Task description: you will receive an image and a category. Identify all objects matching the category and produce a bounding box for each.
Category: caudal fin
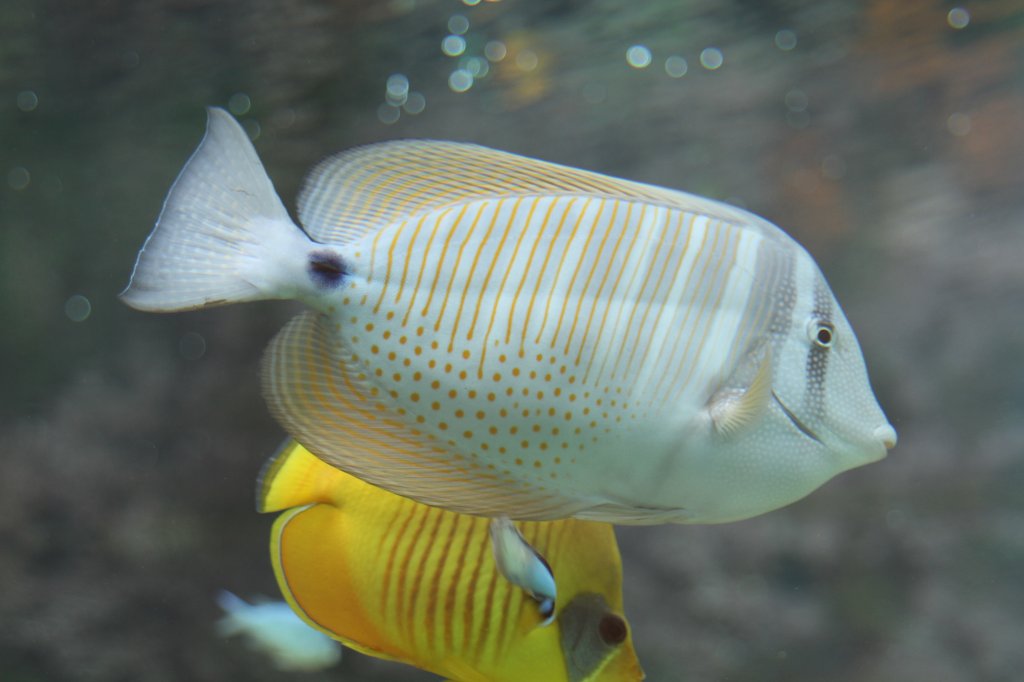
[121,108,313,312]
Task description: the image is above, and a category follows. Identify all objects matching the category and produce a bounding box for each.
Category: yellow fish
[123,108,896,525]
[259,440,644,682]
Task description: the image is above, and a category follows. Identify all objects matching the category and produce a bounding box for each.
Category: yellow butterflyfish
[123,108,896,525]
[259,440,644,682]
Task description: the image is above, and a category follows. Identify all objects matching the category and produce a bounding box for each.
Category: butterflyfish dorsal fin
[297,140,767,245]
[257,439,349,513]
[707,347,774,437]
[261,311,584,520]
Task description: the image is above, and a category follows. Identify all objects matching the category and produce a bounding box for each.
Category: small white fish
[489,516,558,624]
[215,591,342,672]
[123,109,896,526]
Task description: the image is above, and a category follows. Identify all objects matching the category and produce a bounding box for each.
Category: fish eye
[808,319,835,348]
[597,613,627,646]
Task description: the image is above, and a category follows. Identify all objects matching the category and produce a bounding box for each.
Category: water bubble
[386,73,410,105]
[64,294,91,322]
[16,90,38,112]
[228,93,252,116]
[7,167,30,190]
[404,91,426,114]
[699,47,724,70]
[485,40,507,62]
[515,49,538,72]
[947,112,971,136]
[442,34,467,57]
[377,103,401,124]
[179,331,207,360]
[784,89,808,112]
[448,14,469,35]
[449,69,474,92]
[626,45,652,69]
[947,7,970,29]
[664,55,688,78]
[774,29,797,51]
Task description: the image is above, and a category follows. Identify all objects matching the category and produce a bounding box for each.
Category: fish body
[215,590,342,672]
[123,108,896,524]
[259,439,643,682]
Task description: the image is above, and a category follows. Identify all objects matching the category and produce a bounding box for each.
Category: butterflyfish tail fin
[257,439,348,513]
[262,311,586,520]
[121,108,318,312]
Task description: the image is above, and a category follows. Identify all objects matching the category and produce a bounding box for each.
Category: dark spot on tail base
[308,250,348,289]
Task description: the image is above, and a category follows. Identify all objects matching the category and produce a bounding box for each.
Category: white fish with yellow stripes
[122,108,896,525]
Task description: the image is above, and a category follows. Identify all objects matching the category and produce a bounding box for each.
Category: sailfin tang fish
[124,108,896,524]
[258,439,643,682]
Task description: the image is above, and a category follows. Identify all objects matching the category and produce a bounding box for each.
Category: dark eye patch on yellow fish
[258,440,643,682]
[122,107,895,530]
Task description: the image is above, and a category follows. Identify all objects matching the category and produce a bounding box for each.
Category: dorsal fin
[257,439,349,513]
[261,311,586,520]
[296,140,768,245]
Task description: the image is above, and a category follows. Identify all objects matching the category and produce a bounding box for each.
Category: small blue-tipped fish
[490,516,558,624]
[123,108,896,525]
[215,591,342,672]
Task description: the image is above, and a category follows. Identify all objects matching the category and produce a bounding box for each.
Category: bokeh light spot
[699,47,723,70]
[16,90,38,112]
[442,34,467,57]
[448,14,469,35]
[449,69,474,92]
[8,167,30,190]
[774,29,797,51]
[404,91,426,114]
[664,55,687,78]
[626,45,652,69]
[947,7,970,29]
[65,295,91,322]
[947,112,971,136]
[179,331,207,360]
[377,103,401,124]
[228,93,251,115]
[485,40,507,62]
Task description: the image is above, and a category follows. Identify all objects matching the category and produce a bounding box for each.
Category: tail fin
[121,108,313,312]
[257,439,348,513]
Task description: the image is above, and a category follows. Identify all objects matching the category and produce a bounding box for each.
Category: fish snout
[873,424,897,451]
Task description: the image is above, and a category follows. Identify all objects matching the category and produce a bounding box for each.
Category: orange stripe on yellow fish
[411,505,448,653]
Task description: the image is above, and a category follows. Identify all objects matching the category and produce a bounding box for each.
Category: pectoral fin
[706,347,773,437]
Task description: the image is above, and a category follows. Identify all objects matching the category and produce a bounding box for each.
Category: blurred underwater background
[2,0,1024,680]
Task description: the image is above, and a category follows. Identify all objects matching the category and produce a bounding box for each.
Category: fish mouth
[772,391,824,446]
